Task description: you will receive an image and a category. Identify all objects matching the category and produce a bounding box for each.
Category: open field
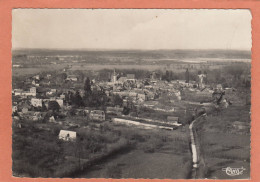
[12,49,251,60]
[198,104,251,179]
[78,149,191,179]
[77,125,192,179]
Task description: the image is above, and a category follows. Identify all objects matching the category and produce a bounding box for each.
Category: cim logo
[222,167,246,176]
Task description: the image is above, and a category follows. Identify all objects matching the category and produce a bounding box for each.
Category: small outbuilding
[59,130,76,141]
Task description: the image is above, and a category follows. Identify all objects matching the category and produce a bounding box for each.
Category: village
[12,66,231,134]
[12,61,251,178]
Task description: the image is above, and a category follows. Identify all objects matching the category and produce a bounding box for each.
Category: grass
[74,124,192,179]
[12,118,129,177]
[196,104,251,179]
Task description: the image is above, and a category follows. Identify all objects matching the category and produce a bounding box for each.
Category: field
[79,150,190,179]
[77,125,192,179]
[198,105,251,179]
[12,49,251,77]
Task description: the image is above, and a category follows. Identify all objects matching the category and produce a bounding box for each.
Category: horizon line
[12,47,251,52]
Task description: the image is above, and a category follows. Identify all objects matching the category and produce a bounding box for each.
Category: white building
[31,98,43,107]
[14,88,36,97]
[59,130,76,141]
[66,75,78,82]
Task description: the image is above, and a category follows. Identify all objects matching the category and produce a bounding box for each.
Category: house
[30,87,37,94]
[51,89,57,93]
[66,75,78,82]
[14,88,36,97]
[31,98,43,107]
[89,110,106,121]
[59,130,77,141]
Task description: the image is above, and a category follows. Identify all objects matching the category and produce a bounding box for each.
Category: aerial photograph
[12,9,251,179]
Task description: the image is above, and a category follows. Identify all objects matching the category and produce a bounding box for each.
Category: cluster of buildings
[12,68,239,141]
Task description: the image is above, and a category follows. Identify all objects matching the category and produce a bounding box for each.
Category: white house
[31,98,43,107]
[51,89,57,93]
[14,88,36,97]
[59,130,77,141]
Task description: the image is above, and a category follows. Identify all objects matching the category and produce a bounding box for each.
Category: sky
[12,9,252,50]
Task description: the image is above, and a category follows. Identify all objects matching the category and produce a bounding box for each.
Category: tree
[73,91,84,107]
[122,107,130,115]
[56,73,67,84]
[41,102,47,112]
[113,94,123,107]
[84,77,92,95]
[165,70,170,82]
[48,101,60,112]
[185,68,190,83]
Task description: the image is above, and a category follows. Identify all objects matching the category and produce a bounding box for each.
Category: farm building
[89,110,106,121]
[59,130,77,141]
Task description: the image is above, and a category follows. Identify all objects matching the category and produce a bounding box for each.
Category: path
[189,113,207,178]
